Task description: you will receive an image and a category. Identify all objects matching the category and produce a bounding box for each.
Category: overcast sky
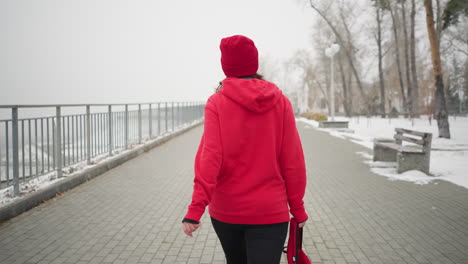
[0,0,315,105]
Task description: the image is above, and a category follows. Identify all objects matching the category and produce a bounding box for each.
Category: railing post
[108,105,113,156]
[12,107,20,196]
[34,119,38,176]
[5,122,9,186]
[55,106,63,178]
[86,105,91,165]
[0,125,2,182]
[165,102,168,133]
[177,102,180,128]
[125,104,128,149]
[188,102,191,122]
[201,102,204,119]
[149,104,152,138]
[186,102,189,122]
[192,102,195,121]
[138,104,142,144]
[181,102,185,125]
[172,102,175,131]
[157,103,161,136]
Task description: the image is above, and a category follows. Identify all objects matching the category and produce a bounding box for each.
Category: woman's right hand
[298,220,306,228]
[182,222,201,237]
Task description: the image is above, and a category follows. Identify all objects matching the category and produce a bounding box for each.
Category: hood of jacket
[220,78,282,113]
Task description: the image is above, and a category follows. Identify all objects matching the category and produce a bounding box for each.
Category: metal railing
[0,102,205,196]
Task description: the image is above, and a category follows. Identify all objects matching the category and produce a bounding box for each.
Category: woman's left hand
[182,222,201,237]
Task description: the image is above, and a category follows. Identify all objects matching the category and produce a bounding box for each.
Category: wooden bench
[373,128,432,174]
[318,121,349,129]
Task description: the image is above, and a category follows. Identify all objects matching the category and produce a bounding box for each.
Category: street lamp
[325,43,340,121]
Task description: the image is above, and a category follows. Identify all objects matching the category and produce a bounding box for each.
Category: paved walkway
[0,122,467,264]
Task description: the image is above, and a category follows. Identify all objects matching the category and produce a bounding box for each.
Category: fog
[0,0,314,105]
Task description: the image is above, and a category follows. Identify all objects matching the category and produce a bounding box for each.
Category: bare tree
[338,52,351,116]
[308,0,368,106]
[436,0,443,43]
[410,0,420,115]
[401,0,414,116]
[259,55,281,83]
[290,49,316,113]
[337,2,359,116]
[387,1,408,114]
[374,1,386,117]
[424,0,451,138]
[465,60,468,103]
[443,16,468,56]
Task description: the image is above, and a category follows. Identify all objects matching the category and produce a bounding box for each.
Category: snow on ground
[299,116,468,189]
[0,120,202,207]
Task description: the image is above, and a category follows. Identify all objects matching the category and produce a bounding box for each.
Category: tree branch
[308,0,367,102]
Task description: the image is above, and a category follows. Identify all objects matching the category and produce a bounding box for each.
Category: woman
[182,35,308,264]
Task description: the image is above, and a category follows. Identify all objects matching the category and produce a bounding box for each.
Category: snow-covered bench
[373,128,432,174]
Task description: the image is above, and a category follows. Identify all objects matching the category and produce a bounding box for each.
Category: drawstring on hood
[220,78,282,113]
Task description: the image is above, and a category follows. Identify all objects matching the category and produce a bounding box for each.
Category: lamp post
[325,43,340,121]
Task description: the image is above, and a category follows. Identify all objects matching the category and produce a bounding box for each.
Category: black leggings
[211,217,288,264]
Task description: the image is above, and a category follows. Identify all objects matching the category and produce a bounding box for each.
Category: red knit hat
[220,35,259,77]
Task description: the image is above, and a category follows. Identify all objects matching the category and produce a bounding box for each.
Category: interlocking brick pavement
[0,121,467,264]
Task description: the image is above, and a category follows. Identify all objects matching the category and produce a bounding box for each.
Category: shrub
[300,112,328,121]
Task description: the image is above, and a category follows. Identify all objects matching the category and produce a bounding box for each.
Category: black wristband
[182,218,199,224]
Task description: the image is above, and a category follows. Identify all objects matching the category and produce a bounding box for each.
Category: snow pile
[299,116,468,188]
[356,152,437,185]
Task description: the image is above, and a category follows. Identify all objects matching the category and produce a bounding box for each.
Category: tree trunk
[315,80,330,114]
[401,0,413,116]
[347,68,353,115]
[388,4,408,114]
[338,53,350,116]
[436,0,443,44]
[308,1,367,105]
[338,9,355,116]
[465,60,468,108]
[377,7,386,118]
[410,0,420,116]
[424,0,451,138]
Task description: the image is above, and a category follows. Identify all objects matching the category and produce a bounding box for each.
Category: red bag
[286,218,311,264]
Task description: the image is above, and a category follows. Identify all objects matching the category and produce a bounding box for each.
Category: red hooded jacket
[184,77,308,225]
